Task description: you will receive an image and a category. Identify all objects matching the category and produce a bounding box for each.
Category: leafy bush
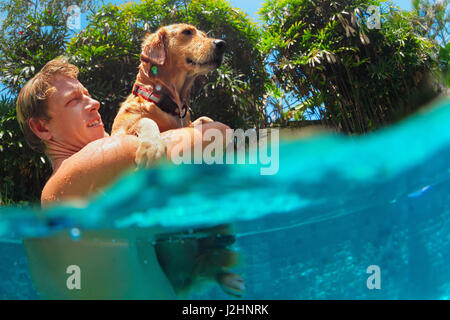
[1,9,70,96]
[259,0,443,133]
[411,0,449,45]
[0,97,52,205]
[439,42,450,86]
[0,5,76,205]
[1,0,448,204]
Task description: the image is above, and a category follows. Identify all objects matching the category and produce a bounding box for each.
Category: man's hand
[135,118,166,168]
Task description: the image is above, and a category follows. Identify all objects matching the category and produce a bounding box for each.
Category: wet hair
[16,56,79,152]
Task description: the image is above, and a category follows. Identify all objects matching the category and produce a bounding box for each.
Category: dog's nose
[214,40,226,53]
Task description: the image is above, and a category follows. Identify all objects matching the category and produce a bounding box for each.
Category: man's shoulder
[81,135,139,159]
[42,135,138,206]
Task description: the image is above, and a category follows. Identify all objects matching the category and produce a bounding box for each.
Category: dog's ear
[141,28,167,66]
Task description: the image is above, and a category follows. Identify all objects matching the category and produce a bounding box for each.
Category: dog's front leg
[135,118,167,168]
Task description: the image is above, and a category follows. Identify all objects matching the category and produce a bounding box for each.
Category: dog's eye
[182,29,193,36]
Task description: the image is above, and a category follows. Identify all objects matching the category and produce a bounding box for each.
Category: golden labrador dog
[111,24,245,297]
[111,23,226,166]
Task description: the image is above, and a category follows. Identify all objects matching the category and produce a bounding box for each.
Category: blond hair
[16,57,79,152]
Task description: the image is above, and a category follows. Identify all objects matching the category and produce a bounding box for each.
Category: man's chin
[89,129,108,142]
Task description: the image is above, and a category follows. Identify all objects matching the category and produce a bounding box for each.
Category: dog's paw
[217,271,245,298]
[192,116,214,127]
[135,137,166,168]
[135,118,167,168]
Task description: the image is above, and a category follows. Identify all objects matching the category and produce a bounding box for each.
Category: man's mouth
[87,118,103,128]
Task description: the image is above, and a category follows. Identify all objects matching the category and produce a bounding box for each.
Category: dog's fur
[111,24,244,297]
[111,23,225,135]
[111,23,227,167]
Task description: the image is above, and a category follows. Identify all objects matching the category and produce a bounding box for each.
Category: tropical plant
[0,97,52,204]
[0,1,92,204]
[259,0,443,133]
[0,0,96,95]
[410,0,450,86]
[411,0,449,45]
[440,42,450,85]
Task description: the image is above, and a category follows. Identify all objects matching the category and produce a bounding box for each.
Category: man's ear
[28,118,52,141]
[141,28,167,66]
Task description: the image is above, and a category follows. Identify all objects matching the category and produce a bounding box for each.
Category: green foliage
[259,0,443,132]
[0,97,52,205]
[0,0,92,204]
[0,0,95,34]
[0,0,97,95]
[440,42,450,86]
[411,0,449,45]
[1,9,69,95]
[0,1,80,203]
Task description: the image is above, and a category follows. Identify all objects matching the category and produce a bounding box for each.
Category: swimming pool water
[1,97,450,299]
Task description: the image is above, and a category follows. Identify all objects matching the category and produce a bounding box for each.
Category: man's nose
[86,97,100,112]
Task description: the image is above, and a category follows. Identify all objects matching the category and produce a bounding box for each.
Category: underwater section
[1,97,450,299]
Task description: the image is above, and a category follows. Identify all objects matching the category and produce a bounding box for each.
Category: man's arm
[41,122,230,206]
[41,135,139,206]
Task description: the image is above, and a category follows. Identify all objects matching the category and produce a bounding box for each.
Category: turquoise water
[1,97,450,299]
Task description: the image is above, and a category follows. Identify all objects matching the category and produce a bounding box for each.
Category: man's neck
[46,143,80,171]
[45,133,110,171]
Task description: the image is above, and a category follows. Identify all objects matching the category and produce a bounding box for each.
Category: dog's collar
[132,84,188,118]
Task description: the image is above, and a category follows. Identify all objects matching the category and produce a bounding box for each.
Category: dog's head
[140,24,226,76]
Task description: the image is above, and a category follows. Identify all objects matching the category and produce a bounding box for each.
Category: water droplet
[70,228,82,241]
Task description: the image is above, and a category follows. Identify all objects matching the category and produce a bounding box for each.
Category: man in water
[16,57,234,299]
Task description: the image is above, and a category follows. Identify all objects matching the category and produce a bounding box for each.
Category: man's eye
[182,29,192,35]
[67,98,78,106]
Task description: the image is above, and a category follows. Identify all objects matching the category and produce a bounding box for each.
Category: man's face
[45,76,106,151]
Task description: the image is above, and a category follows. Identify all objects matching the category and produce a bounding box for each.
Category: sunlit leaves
[259,0,442,132]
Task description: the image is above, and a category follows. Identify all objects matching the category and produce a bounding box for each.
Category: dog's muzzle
[214,40,226,54]
[212,40,226,67]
